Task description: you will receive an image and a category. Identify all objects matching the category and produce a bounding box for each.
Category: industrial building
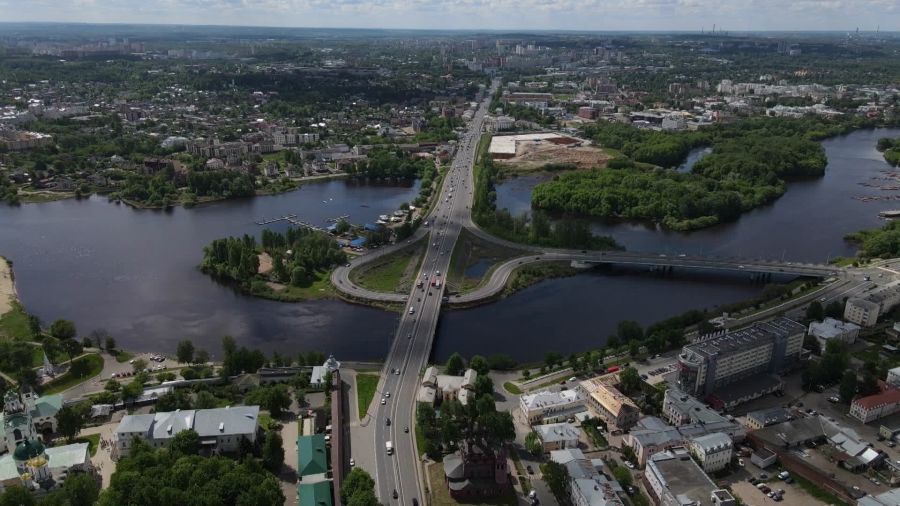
[644,447,735,506]
[676,318,804,408]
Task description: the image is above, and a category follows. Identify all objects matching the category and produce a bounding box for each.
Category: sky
[0,0,898,32]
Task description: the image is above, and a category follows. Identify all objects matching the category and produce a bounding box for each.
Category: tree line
[472,153,620,249]
[532,116,844,231]
[877,137,900,167]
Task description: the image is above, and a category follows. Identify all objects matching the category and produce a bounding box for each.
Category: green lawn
[503,382,522,395]
[40,354,104,395]
[74,433,101,457]
[355,254,411,292]
[252,270,334,301]
[356,373,380,418]
[447,228,524,293]
[350,241,424,294]
[0,301,31,341]
[115,350,134,363]
[792,473,849,506]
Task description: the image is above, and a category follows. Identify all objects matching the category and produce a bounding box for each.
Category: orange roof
[854,386,900,410]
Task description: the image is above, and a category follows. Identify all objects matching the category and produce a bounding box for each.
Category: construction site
[488,132,611,170]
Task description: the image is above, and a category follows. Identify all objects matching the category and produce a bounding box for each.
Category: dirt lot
[498,142,611,170]
[731,480,822,506]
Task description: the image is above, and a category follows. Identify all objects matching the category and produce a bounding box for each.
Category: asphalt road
[369,81,497,505]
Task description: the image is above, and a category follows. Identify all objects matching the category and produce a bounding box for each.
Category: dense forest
[845,220,900,259]
[345,148,434,180]
[111,168,255,208]
[877,137,900,167]
[201,228,346,292]
[472,152,620,249]
[531,117,849,231]
[97,437,283,506]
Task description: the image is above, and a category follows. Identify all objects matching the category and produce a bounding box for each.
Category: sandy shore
[0,256,16,315]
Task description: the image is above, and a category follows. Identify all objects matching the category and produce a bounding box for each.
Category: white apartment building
[114,406,260,458]
[808,318,861,349]
[845,298,883,327]
[689,433,733,473]
[645,447,736,506]
[519,389,586,425]
[845,283,900,328]
[534,422,581,452]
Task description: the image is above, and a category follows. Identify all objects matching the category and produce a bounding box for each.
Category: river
[3,128,897,362]
[0,179,418,360]
[492,128,900,262]
[432,128,900,362]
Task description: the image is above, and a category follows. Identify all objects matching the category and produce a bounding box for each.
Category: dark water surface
[0,179,418,359]
[5,129,897,362]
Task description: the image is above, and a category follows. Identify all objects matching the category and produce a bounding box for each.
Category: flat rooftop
[649,448,719,506]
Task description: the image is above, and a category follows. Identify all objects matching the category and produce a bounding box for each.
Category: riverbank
[0,256,16,316]
[117,172,350,210]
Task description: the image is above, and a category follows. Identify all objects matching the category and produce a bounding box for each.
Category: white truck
[386,441,394,455]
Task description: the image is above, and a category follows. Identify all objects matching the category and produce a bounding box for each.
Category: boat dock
[255,214,328,232]
[256,214,298,225]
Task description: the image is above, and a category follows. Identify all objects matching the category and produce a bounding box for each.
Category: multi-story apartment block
[676,318,804,408]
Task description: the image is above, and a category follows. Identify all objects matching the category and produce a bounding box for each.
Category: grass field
[253,270,334,301]
[503,382,522,395]
[351,240,425,294]
[74,433,101,457]
[0,301,30,341]
[792,473,849,506]
[40,354,104,395]
[115,350,135,363]
[356,373,380,418]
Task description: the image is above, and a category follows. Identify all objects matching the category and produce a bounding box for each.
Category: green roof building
[298,480,333,506]
[297,434,328,478]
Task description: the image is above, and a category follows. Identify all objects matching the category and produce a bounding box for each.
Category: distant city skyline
[0,0,898,33]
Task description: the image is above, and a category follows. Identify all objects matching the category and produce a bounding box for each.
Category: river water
[0,179,417,360]
[3,128,897,362]
[434,128,900,362]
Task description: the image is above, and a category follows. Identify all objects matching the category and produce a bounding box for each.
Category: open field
[356,373,380,418]
[350,239,425,294]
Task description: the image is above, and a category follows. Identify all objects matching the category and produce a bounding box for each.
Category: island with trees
[877,137,900,167]
[530,117,858,231]
[200,227,347,302]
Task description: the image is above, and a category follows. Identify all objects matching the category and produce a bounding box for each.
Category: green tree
[132,358,147,373]
[56,404,87,442]
[63,471,100,506]
[104,335,116,352]
[50,319,77,340]
[169,429,200,456]
[194,391,218,409]
[0,486,36,506]
[445,352,466,376]
[194,349,210,365]
[27,314,42,339]
[617,320,644,342]
[222,335,237,357]
[176,339,195,364]
[825,300,845,319]
[618,367,643,395]
[839,371,858,403]
[468,355,489,375]
[341,468,377,504]
[542,461,571,504]
[261,431,285,473]
[524,431,542,456]
[613,466,633,487]
[544,352,562,369]
[246,384,292,417]
[806,300,825,321]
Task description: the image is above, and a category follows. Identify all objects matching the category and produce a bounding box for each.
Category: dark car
[412,500,418,506]
[393,490,398,499]
[526,465,534,474]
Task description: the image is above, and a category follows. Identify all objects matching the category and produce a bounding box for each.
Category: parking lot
[730,479,821,506]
